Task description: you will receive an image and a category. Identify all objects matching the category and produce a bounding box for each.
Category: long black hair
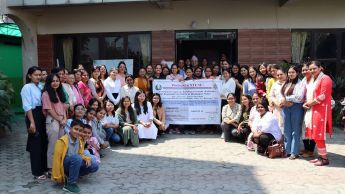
[26,66,42,84]
[241,95,254,112]
[151,93,162,108]
[104,100,116,116]
[117,61,127,74]
[119,96,136,122]
[43,74,67,103]
[281,65,299,97]
[134,90,148,115]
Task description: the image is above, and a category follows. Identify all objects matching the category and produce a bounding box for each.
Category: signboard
[153,80,222,125]
[93,59,134,75]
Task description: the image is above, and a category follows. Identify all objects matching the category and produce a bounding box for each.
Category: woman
[248,93,260,128]
[134,67,150,95]
[212,65,221,79]
[133,90,158,140]
[63,72,84,116]
[269,68,286,133]
[281,66,305,159]
[20,66,48,180]
[166,64,183,81]
[300,63,316,158]
[88,98,100,111]
[258,63,268,83]
[242,66,257,96]
[73,69,82,86]
[232,64,244,102]
[116,96,139,146]
[117,61,127,86]
[162,66,170,77]
[152,64,166,79]
[184,67,194,80]
[203,67,214,80]
[194,67,203,79]
[102,100,121,145]
[78,71,92,106]
[251,98,282,155]
[304,61,332,166]
[100,64,108,82]
[266,64,280,101]
[64,104,86,134]
[231,95,253,143]
[151,93,168,134]
[104,68,122,105]
[42,74,67,175]
[89,66,106,105]
[220,93,242,142]
[220,69,236,108]
[120,74,139,103]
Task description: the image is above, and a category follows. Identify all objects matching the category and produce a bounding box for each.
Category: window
[104,36,125,59]
[80,37,99,64]
[315,32,337,59]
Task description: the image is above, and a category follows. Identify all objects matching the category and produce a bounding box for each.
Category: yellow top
[266,77,277,102]
[51,134,91,183]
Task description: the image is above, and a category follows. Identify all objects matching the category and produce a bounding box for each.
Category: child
[102,100,121,145]
[92,108,109,149]
[82,124,101,164]
[52,120,98,193]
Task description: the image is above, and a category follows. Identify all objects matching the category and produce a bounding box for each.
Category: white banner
[153,80,222,125]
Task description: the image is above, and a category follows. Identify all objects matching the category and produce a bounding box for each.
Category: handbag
[265,140,284,159]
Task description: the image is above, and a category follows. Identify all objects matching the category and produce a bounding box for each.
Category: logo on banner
[155,84,162,91]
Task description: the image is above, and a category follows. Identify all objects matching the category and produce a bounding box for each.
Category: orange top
[134,77,150,93]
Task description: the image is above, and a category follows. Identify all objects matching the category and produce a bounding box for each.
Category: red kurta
[306,72,333,140]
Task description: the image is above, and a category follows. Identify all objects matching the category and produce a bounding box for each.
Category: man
[52,120,98,193]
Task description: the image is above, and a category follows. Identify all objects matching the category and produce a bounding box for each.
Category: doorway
[176,31,237,64]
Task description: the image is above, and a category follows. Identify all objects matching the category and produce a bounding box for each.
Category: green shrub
[0,72,15,132]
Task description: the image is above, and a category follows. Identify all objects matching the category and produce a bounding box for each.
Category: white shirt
[101,114,119,125]
[284,79,306,103]
[120,85,139,103]
[252,112,282,141]
[248,105,259,127]
[20,83,42,112]
[62,83,77,106]
[104,77,122,105]
[132,101,154,122]
[220,78,236,99]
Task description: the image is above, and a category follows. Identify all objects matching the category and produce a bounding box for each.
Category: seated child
[82,124,101,164]
[102,100,121,145]
[52,120,99,193]
[92,108,109,149]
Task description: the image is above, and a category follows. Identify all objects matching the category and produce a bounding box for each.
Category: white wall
[4,0,345,35]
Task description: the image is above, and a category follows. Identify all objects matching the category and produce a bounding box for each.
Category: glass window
[80,37,99,64]
[342,32,345,58]
[128,34,151,74]
[104,36,125,59]
[316,32,337,59]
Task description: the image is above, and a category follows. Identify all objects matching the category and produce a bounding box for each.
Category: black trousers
[231,127,251,143]
[221,122,237,142]
[253,133,275,154]
[25,106,48,176]
[303,139,316,152]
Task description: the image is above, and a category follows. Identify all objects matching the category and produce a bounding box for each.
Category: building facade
[1,0,345,80]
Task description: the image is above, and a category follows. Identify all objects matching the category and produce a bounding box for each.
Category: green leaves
[0,72,14,132]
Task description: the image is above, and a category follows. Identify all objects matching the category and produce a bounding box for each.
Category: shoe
[314,157,330,166]
[63,183,80,193]
[189,130,196,135]
[301,151,314,158]
[289,154,299,160]
[175,128,181,134]
[34,174,47,180]
[220,132,224,139]
[169,129,175,134]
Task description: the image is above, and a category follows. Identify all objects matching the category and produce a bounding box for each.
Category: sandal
[34,174,47,180]
[314,157,330,166]
[309,158,319,163]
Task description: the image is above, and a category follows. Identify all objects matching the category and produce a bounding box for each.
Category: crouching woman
[251,98,282,155]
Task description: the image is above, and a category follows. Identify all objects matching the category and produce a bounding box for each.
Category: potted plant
[0,72,14,136]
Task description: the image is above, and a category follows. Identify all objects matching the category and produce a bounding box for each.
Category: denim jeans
[283,103,304,156]
[104,128,121,144]
[63,154,99,184]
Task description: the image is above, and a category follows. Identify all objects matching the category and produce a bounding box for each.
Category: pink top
[73,85,85,105]
[42,91,65,117]
[166,74,184,81]
[116,74,126,87]
[78,81,92,105]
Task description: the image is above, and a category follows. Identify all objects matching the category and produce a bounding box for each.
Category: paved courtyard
[1,116,345,194]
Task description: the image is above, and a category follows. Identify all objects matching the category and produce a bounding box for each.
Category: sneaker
[63,183,80,193]
[220,132,224,139]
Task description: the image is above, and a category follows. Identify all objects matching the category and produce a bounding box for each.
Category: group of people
[219,60,333,167]
[21,55,333,193]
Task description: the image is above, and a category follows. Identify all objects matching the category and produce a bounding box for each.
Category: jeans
[63,154,99,184]
[104,128,121,144]
[283,103,304,156]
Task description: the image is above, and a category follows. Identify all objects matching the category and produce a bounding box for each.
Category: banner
[93,59,134,75]
[153,80,222,125]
